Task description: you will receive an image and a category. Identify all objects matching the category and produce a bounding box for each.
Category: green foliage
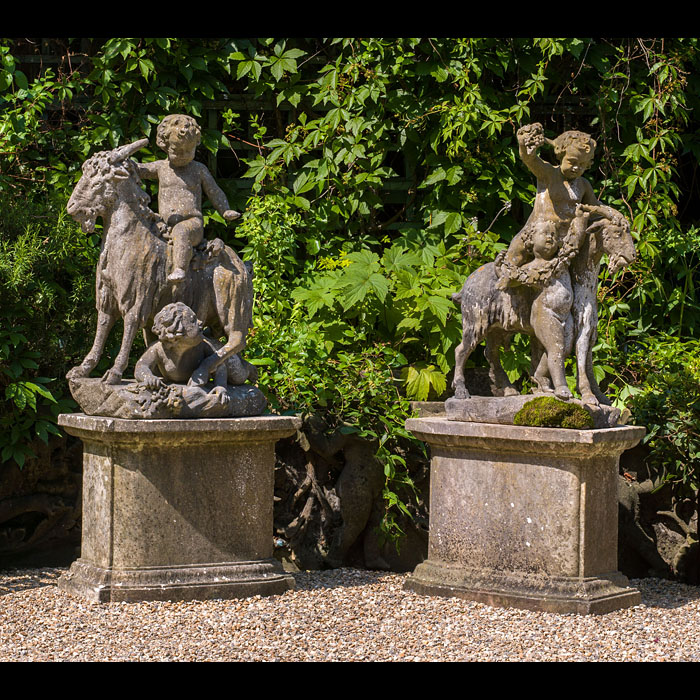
[245,306,418,537]
[0,197,92,466]
[619,336,700,495]
[0,324,63,467]
[513,396,594,430]
[3,37,700,534]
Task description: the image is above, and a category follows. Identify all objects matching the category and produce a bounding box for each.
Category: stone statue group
[65,114,265,418]
[65,115,635,420]
[451,123,635,409]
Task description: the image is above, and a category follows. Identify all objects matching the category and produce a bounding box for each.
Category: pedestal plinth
[404,417,646,615]
[58,413,300,603]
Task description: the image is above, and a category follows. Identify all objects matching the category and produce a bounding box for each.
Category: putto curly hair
[550,130,596,166]
[152,302,202,340]
[156,114,202,151]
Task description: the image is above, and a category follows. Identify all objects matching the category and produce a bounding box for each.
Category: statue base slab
[57,413,300,603]
[445,393,622,428]
[59,558,293,603]
[68,377,267,420]
[404,417,645,615]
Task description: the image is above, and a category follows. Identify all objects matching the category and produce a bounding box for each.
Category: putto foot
[167,268,187,283]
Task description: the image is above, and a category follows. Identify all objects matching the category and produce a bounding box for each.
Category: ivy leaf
[396,316,421,331]
[405,365,431,400]
[13,70,27,90]
[444,211,462,235]
[23,381,57,403]
[269,48,305,81]
[339,267,390,308]
[382,246,420,273]
[405,364,447,401]
[292,285,336,317]
[426,295,452,325]
[420,167,446,188]
[237,60,262,81]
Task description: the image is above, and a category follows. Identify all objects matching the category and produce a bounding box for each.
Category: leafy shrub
[0,197,95,466]
[621,336,700,497]
[3,37,700,537]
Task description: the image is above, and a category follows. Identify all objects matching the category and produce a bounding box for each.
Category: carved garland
[494,221,588,289]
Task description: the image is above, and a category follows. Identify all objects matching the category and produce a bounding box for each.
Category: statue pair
[66,113,635,416]
[451,123,636,407]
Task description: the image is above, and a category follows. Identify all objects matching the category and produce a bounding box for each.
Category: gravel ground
[0,567,698,661]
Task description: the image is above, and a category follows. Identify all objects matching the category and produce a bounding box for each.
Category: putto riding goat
[66,139,254,386]
[451,209,635,405]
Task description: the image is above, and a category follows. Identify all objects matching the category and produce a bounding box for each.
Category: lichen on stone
[513,396,594,429]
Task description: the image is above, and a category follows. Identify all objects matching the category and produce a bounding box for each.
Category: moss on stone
[513,396,594,429]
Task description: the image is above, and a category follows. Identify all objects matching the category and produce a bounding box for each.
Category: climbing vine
[2,37,700,533]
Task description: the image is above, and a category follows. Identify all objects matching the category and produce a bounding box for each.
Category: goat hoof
[67,365,90,380]
[101,368,123,385]
[581,393,600,407]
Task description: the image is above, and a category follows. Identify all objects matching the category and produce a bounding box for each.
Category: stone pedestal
[58,413,300,603]
[404,417,646,615]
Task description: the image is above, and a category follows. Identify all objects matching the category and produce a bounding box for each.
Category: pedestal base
[59,558,293,603]
[404,417,645,615]
[406,561,640,615]
[58,413,300,603]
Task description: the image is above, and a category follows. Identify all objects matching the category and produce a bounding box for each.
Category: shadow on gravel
[0,568,65,597]
[291,568,402,592]
[634,578,700,610]
[290,571,700,611]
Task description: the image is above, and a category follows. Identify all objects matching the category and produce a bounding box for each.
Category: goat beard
[607,254,628,275]
[80,213,97,234]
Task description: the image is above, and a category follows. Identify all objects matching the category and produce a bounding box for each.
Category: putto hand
[517,123,545,154]
[211,385,231,406]
[144,375,165,390]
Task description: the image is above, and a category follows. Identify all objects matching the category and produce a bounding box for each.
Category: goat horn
[108,138,149,164]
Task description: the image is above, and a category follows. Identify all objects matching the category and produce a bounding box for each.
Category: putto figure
[497,123,624,281]
[135,302,231,403]
[451,123,636,408]
[124,302,265,419]
[136,114,241,283]
[66,135,253,388]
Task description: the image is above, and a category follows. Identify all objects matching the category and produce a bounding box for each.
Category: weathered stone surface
[451,122,636,409]
[66,117,253,397]
[60,559,291,604]
[409,401,446,417]
[58,413,300,603]
[407,563,640,615]
[69,377,267,419]
[445,393,622,428]
[404,417,645,614]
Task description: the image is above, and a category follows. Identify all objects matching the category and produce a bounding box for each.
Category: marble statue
[451,123,636,412]
[65,115,265,418]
